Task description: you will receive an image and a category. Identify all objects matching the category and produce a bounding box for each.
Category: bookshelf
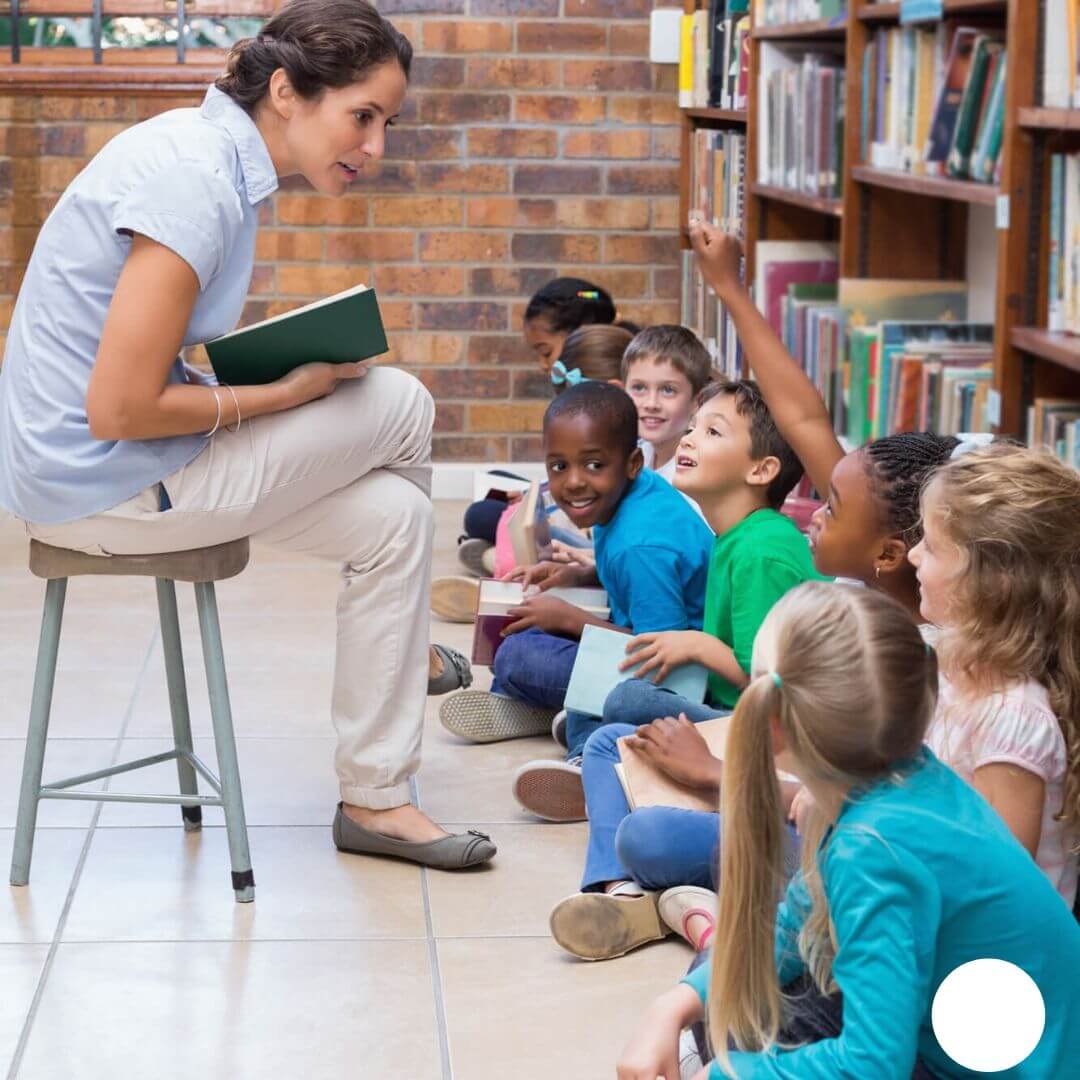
[677,0,1080,442]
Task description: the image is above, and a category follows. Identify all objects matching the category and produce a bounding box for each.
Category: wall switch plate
[650,9,683,64]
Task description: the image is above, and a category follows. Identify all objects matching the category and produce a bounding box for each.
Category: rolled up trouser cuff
[340,780,414,811]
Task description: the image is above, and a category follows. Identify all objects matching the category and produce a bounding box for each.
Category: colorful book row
[678,3,750,112]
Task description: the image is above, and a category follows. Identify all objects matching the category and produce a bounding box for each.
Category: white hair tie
[950,432,994,459]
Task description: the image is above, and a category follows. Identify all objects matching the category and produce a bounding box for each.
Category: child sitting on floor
[909,443,1080,905]
[618,582,1080,1080]
[439,382,714,762]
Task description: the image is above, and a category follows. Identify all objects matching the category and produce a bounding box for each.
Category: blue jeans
[491,627,578,711]
[580,722,801,892]
[565,677,729,761]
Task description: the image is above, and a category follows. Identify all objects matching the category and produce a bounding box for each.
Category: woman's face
[283,61,408,197]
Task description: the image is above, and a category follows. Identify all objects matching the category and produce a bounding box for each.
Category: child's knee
[615,808,668,877]
[582,722,627,765]
[603,678,663,726]
[492,631,532,689]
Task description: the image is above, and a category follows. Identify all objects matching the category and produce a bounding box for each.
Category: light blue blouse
[0,86,278,525]
[684,749,1080,1078]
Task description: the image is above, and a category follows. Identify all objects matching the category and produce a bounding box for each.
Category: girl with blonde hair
[618,582,1079,1079]
[909,443,1080,903]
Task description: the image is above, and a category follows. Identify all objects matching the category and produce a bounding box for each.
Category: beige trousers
[26,367,436,810]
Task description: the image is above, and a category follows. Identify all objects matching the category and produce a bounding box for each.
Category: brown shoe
[431,575,480,623]
[549,889,669,960]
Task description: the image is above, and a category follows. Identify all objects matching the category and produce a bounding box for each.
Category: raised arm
[688,220,845,497]
[86,235,366,441]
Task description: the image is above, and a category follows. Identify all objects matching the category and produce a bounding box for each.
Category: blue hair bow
[551,360,587,387]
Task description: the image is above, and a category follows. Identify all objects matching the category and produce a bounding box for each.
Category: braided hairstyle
[862,432,960,545]
[215,0,412,116]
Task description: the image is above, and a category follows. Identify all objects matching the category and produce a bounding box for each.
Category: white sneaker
[512,757,585,821]
[551,709,568,747]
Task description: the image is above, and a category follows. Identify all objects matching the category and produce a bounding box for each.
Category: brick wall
[0,0,682,462]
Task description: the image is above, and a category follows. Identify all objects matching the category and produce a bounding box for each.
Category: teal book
[565,624,710,719]
[205,282,389,386]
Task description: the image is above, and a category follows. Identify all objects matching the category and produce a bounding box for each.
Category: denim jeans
[566,677,729,761]
[491,627,579,711]
[581,722,800,893]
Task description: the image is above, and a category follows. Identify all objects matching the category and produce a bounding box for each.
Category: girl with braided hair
[687,222,960,622]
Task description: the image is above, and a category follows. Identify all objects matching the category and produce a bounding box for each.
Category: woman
[0,0,493,870]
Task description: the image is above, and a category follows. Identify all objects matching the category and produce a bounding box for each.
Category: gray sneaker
[551,709,568,748]
[457,538,494,578]
[439,690,555,744]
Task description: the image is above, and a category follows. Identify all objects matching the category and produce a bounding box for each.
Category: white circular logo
[931,959,1046,1072]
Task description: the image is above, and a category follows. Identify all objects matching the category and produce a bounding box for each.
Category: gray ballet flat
[332,805,496,870]
[428,643,473,695]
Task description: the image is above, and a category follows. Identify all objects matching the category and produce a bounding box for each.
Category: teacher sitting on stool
[0,0,494,871]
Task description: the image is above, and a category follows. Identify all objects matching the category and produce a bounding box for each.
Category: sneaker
[481,545,497,576]
[658,886,718,952]
[512,756,585,821]
[550,709,568,748]
[548,888,669,961]
[431,575,479,623]
[457,538,494,578]
[439,690,555,744]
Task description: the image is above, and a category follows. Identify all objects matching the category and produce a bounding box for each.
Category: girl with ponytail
[618,583,1080,1079]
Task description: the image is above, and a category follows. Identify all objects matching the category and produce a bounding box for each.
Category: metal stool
[10,538,256,902]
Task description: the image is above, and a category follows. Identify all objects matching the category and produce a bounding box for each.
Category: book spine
[679,14,694,109]
[946,36,993,179]
[1049,154,1065,333]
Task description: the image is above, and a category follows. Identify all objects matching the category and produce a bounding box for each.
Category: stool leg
[156,578,202,832]
[194,581,254,903]
[11,577,67,886]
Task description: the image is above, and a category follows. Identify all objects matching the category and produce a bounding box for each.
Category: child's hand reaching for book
[502,595,583,638]
[624,714,722,794]
[549,540,596,570]
[501,560,594,592]
[688,216,743,300]
[621,630,706,683]
[277,361,368,408]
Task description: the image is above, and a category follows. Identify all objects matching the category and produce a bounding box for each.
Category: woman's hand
[275,360,368,409]
[621,630,705,683]
[617,986,702,1080]
[502,595,583,638]
[688,217,744,301]
[624,714,723,793]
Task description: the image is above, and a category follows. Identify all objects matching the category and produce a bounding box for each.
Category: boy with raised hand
[439,383,714,771]
[516,378,825,830]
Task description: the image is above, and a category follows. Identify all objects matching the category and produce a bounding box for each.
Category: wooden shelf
[752,19,846,41]
[1019,107,1080,132]
[750,182,843,218]
[684,107,748,125]
[850,165,998,206]
[857,0,1005,21]
[1010,328,1080,375]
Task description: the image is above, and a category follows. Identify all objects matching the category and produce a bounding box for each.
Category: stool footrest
[39,789,223,807]
[40,747,222,797]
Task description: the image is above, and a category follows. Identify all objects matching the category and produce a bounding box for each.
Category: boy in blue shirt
[439,382,714,765]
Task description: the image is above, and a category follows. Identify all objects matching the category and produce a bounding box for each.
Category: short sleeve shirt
[0,86,278,524]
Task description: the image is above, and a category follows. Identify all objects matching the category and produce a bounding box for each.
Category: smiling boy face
[544,412,644,529]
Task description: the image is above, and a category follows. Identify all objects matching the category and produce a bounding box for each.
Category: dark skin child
[523,315,568,376]
[501,410,643,640]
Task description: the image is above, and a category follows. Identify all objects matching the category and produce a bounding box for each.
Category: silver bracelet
[204,387,223,439]
[221,382,242,433]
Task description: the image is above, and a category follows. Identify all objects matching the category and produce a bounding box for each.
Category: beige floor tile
[96,737,340,828]
[18,939,441,1080]
[63,827,427,943]
[427,823,586,939]
[0,945,48,1075]
[0,740,116,828]
[0,667,136,739]
[439,936,691,1080]
[0,610,156,672]
[0,830,86,943]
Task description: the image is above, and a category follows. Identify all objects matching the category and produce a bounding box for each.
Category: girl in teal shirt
[618,582,1080,1080]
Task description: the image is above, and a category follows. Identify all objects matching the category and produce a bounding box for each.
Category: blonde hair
[710,582,936,1075]
[553,324,634,389]
[921,443,1080,840]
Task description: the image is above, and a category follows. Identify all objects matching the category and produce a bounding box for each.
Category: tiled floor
[0,502,690,1079]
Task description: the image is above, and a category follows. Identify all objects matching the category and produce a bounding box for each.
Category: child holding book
[439,382,714,762]
[617,583,1080,1080]
[909,443,1080,904]
[540,380,823,957]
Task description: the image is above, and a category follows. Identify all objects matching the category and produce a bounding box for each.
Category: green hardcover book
[945,36,998,179]
[205,282,388,386]
[970,53,1007,183]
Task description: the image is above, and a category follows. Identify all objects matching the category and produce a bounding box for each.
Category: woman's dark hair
[863,431,961,545]
[524,277,616,334]
[216,0,413,115]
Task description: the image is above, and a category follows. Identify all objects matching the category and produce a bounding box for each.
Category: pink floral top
[927,677,1076,905]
